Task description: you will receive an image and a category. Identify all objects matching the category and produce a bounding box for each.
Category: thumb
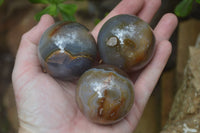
[12,14,54,85]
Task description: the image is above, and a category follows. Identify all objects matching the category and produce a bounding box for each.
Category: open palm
[12,0,178,132]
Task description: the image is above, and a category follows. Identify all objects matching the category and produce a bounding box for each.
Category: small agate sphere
[97,14,155,71]
[38,22,97,80]
[76,65,134,124]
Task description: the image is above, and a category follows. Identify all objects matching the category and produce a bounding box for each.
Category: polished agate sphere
[38,22,97,80]
[76,65,134,124]
[97,14,155,71]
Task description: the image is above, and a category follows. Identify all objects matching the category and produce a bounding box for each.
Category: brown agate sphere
[97,14,155,71]
[76,65,134,124]
[38,21,97,80]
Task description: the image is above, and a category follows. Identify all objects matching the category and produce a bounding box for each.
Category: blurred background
[0,0,200,132]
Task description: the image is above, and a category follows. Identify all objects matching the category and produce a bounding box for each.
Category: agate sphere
[97,14,155,71]
[76,65,134,124]
[38,22,97,80]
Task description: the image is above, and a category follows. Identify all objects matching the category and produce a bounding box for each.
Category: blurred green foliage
[175,0,200,17]
[0,0,4,6]
[196,0,200,3]
[29,0,77,21]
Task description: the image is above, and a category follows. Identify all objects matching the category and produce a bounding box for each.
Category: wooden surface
[176,19,200,88]
[160,69,176,127]
[134,87,161,133]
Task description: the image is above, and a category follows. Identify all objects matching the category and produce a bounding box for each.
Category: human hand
[12,0,178,132]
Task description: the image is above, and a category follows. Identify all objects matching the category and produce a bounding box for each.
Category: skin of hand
[12,0,178,132]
